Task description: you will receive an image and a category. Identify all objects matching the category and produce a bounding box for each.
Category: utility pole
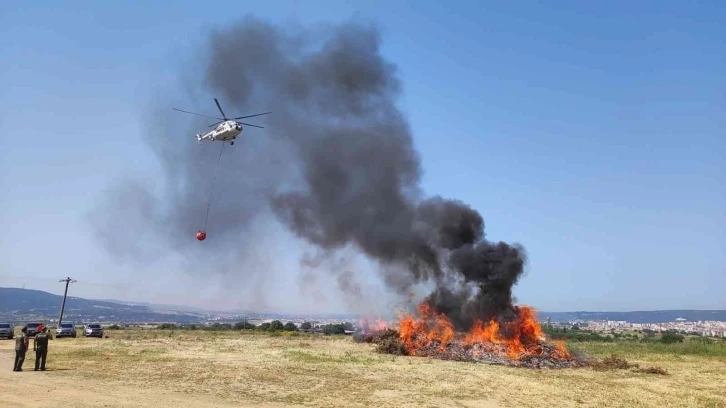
[57,277,76,328]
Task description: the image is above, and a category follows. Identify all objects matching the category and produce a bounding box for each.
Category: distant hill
[0,287,207,324]
[2,287,724,325]
[93,298,213,313]
[538,310,726,323]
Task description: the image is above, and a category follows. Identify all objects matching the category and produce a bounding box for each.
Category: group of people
[13,324,52,372]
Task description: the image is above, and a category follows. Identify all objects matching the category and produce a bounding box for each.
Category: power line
[57,277,76,327]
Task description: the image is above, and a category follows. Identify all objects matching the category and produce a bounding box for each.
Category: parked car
[0,323,13,339]
[56,322,77,338]
[83,323,104,338]
[24,322,43,337]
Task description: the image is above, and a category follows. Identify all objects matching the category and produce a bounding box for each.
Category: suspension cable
[203,141,226,231]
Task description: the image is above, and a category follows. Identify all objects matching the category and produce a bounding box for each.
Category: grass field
[2,329,725,407]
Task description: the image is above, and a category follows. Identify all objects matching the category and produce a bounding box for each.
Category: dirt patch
[589,354,669,375]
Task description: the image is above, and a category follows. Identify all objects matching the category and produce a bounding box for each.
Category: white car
[55,322,77,338]
[0,323,13,339]
[83,323,104,338]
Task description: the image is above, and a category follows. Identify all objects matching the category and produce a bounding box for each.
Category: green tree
[300,322,312,330]
[661,332,685,344]
[323,324,346,335]
[234,321,256,330]
[269,320,285,331]
[258,322,271,331]
[283,322,298,331]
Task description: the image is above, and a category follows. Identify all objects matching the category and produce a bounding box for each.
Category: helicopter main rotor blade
[214,98,227,120]
[238,122,265,128]
[172,108,224,121]
[234,112,272,120]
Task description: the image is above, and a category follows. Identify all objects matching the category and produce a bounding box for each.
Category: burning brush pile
[355,303,587,369]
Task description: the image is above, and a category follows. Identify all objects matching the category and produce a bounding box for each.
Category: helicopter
[172,98,270,145]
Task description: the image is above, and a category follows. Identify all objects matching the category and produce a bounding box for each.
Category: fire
[353,300,580,368]
[396,301,571,361]
[553,340,572,359]
[358,316,389,335]
[399,303,455,352]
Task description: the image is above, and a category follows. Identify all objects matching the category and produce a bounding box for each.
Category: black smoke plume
[91,16,527,329]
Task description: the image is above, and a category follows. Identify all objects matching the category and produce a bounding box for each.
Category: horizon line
[2,286,724,315]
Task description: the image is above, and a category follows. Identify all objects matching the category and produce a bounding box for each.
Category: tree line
[152,321,355,334]
[543,325,692,344]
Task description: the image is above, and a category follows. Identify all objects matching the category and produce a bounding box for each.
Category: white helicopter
[173,98,270,145]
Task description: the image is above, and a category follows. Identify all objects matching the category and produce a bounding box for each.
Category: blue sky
[1,1,724,313]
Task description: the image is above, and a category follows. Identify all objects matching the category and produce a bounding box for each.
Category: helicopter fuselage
[197,120,242,143]
[174,97,269,145]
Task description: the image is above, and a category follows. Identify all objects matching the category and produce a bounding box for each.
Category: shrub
[376,337,409,356]
[660,332,685,344]
[204,323,232,331]
[322,324,346,335]
[354,328,399,344]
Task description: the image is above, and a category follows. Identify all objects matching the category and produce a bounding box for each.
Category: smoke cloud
[91,16,528,328]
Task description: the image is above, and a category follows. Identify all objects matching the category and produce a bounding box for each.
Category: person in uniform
[13,327,29,372]
[33,325,52,371]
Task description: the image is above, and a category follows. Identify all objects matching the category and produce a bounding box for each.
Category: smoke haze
[91,16,528,327]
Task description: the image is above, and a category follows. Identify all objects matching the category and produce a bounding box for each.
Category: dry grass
[2,330,725,407]
[633,366,669,375]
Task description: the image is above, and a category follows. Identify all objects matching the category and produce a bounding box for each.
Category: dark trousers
[34,348,47,371]
[13,350,26,371]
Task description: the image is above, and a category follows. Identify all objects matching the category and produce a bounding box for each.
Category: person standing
[13,327,29,372]
[33,326,52,371]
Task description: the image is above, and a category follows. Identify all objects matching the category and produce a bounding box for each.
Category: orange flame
[358,316,389,335]
[399,302,455,353]
[397,301,569,360]
[399,303,454,354]
[553,340,572,359]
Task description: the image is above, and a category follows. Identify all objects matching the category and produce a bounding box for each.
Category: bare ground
[1,330,724,408]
